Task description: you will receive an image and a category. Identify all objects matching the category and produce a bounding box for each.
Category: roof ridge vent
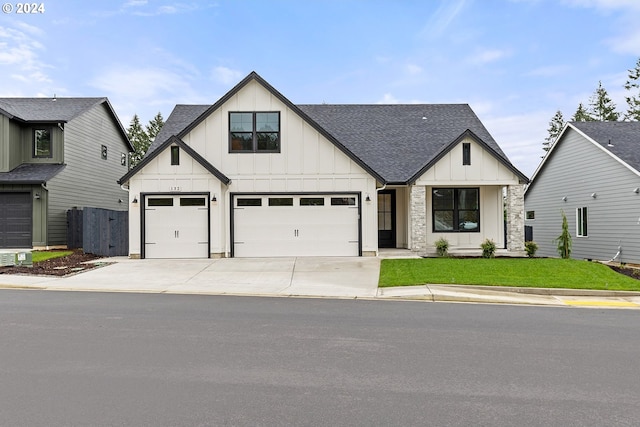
[607,138,614,147]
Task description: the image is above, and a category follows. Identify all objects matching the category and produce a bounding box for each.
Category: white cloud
[468,48,510,65]
[212,66,243,85]
[90,65,214,127]
[378,93,400,104]
[406,64,423,75]
[420,0,468,39]
[0,24,52,90]
[525,65,571,77]
[562,0,640,10]
[481,110,551,177]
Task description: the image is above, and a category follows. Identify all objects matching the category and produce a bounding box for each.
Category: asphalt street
[1,290,639,426]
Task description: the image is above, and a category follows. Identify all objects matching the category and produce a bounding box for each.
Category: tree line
[126,112,165,168]
[543,58,640,152]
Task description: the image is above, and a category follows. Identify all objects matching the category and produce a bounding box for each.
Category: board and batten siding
[129,79,378,257]
[525,127,640,263]
[0,117,27,172]
[46,103,130,245]
[414,137,522,249]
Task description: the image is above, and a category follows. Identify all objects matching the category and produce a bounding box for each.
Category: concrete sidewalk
[1,256,640,308]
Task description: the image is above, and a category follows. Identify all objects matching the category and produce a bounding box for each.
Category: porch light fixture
[34,193,40,200]
[561,196,567,202]
[212,194,217,202]
[634,188,639,194]
[132,197,138,204]
[365,193,371,202]
[591,193,597,199]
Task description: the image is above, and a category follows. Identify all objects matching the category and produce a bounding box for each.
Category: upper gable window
[229,112,280,153]
[462,143,471,165]
[33,128,52,158]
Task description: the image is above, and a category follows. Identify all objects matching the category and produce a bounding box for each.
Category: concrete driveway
[0,257,381,298]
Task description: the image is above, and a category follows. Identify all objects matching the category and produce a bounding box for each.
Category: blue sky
[1,0,639,176]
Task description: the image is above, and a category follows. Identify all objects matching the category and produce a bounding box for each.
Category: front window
[432,188,479,232]
[33,128,52,158]
[230,112,280,152]
[577,207,588,237]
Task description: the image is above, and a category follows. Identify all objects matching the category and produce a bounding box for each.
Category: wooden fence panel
[67,208,128,256]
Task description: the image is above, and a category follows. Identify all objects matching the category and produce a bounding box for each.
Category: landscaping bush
[554,210,572,259]
[524,241,538,257]
[434,237,449,257]
[480,239,496,258]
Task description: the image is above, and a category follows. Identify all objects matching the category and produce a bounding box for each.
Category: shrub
[554,210,572,259]
[434,237,449,257]
[524,241,538,257]
[480,239,496,258]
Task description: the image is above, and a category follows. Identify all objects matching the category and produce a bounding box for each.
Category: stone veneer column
[506,184,525,252]
[410,185,427,254]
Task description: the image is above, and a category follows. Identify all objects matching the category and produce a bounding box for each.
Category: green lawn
[32,250,73,263]
[379,258,640,291]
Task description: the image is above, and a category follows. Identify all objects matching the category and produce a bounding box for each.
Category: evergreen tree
[572,102,594,122]
[588,80,619,121]
[543,110,564,152]
[127,114,150,168]
[624,58,640,121]
[146,112,165,142]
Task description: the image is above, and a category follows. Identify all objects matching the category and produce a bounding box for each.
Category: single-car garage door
[233,194,360,257]
[0,192,32,248]
[144,195,209,259]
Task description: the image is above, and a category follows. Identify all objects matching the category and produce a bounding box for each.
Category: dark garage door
[0,193,32,248]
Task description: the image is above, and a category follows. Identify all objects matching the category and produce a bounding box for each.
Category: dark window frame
[229,112,280,153]
[33,128,52,158]
[577,207,588,237]
[462,142,471,165]
[526,210,535,220]
[171,146,180,165]
[432,187,480,233]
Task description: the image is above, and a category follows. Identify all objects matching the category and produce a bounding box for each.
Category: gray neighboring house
[0,97,133,249]
[525,121,640,263]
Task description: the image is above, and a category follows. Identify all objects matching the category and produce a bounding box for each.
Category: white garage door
[233,194,360,257]
[144,195,209,259]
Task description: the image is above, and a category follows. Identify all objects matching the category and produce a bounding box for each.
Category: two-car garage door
[142,193,361,258]
[233,194,360,257]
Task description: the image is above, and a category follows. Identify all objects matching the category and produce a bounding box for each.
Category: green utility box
[15,252,33,267]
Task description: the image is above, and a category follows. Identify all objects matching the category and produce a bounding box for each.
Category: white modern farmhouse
[119,72,528,259]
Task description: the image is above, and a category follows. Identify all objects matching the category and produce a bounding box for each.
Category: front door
[377,190,396,248]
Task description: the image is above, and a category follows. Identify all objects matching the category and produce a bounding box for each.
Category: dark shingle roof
[297,104,511,183]
[0,97,106,122]
[0,97,133,151]
[137,72,526,184]
[147,104,210,157]
[571,121,640,172]
[148,102,521,183]
[0,163,65,184]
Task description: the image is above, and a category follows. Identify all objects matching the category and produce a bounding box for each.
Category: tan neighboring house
[119,72,528,259]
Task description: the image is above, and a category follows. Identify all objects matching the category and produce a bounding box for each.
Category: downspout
[609,242,622,263]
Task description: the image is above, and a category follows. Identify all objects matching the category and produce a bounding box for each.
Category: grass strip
[379,258,640,291]
[31,250,73,263]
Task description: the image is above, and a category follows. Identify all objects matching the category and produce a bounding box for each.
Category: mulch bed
[0,249,104,276]
[607,264,640,280]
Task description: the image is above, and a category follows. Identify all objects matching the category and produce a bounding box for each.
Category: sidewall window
[432,188,480,232]
[33,128,52,158]
[576,207,588,237]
